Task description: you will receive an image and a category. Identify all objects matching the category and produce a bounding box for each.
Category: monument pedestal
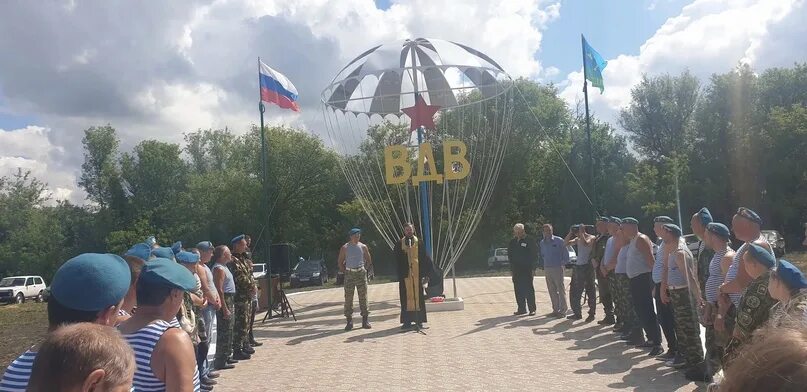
[425,297,464,312]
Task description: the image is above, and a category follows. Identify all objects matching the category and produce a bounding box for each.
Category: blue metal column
[416,126,433,258]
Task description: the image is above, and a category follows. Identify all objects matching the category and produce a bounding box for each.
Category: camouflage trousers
[344,269,369,318]
[233,295,252,350]
[670,288,704,368]
[612,273,637,329]
[214,293,235,362]
[705,325,725,374]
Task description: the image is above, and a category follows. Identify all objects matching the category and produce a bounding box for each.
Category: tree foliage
[2,65,807,280]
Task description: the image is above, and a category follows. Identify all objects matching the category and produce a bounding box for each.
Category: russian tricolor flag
[259,60,299,112]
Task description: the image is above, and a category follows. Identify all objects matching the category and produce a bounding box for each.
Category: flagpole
[258,57,273,319]
[581,35,597,215]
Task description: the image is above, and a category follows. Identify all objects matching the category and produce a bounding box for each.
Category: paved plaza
[214,277,705,391]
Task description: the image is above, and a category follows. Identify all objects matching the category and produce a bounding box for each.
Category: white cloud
[560,0,806,124]
[0,126,82,204]
[0,0,562,204]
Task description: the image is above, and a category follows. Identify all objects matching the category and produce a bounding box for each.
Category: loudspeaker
[269,243,295,276]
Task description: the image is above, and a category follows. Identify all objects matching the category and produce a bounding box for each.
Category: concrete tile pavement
[212,277,704,391]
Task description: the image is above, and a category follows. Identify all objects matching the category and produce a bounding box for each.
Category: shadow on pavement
[343,325,405,343]
[607,361,699,392]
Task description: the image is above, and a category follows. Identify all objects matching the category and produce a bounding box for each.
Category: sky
[0,0,805,204]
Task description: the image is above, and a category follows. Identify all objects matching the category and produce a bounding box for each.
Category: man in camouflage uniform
[230,234,257,360]
[592,217,614,325]
[338,228,373,331]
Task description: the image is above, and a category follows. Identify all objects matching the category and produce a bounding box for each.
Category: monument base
[425,297,464,312]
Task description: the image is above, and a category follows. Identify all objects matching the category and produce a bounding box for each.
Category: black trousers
[512,266,536,312]
[629,273,661,344]
[654,282,678,352]
[570,264,596,316]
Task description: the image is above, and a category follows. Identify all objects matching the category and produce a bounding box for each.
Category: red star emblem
[402,94,440,132]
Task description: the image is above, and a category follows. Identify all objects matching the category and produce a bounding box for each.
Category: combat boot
[242,344,255,355]
[362,315,372,329]
[232,350,251,360]
[213,359,234,370]
[345,316,354,331]
[598,314,616,325]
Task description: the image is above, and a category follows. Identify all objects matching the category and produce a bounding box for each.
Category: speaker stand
[262,288,296,322]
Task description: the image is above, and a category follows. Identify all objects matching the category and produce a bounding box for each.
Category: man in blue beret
[691,208,715,298]
[118,258,201,391]
[118,243,151,323]
[659,223,707,381]
[172,241,183,256]
[152,247,176,261]
[603,217,632,333]
[768,260,807,327]
[622,218,664,356]
[338,228,374,330]
[229,235,257,359]
[591,217,615,325]
[193,243,222,384]
[650,216,678,363]
[177,251,217,389]
[0,254,131,391]
[702,222,736,377]
[722,243,777,361]
[718,208,772,348]
[146,235,158,248]
[564,223,597,322]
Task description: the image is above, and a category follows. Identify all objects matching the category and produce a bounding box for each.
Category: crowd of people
[0,234,264,392]
[1,207,805,391]
[0,223,439,392]
[508,207,807,390]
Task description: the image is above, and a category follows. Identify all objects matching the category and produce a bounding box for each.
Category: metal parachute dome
[321,38,514,276]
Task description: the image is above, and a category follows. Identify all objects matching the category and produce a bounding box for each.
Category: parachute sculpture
[321,38,514,277]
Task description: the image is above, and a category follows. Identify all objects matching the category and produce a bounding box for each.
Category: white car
[252,263,267,279]
[487,248,509,269]
[0,276,47,304]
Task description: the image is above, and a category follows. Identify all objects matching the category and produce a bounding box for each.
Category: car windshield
[294,261,320,272]
[252,265,264,273]
[0,278,25,287]
[495,249,507,256]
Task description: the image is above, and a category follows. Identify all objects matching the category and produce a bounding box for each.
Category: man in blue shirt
[540,224,569,318]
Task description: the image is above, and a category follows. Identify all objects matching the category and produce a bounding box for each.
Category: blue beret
[609,217,622,224]
[145,236,157,247]
[196,241,213,252]
[231,234,245,244]
[706,222,731,239]
[737,207,762,225]
[622,217,639,225]
[349,228,361,236]
[654,216,674,224]
[151,247,175,261]
[138,258,197,291]
[746,243,775,269]
[50,254,131,312]
[171,241,183,255]
[176,251,200,264]
[775,260,807,290]
[697,207,713,226]
[663,223,682,237]
[125,243,152,261]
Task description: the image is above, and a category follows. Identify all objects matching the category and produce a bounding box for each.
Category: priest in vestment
[394,223,434,330]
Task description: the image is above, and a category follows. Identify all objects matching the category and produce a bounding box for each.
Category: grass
[0,302,47,370]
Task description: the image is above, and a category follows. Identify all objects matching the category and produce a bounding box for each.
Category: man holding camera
[566,224,597,322]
